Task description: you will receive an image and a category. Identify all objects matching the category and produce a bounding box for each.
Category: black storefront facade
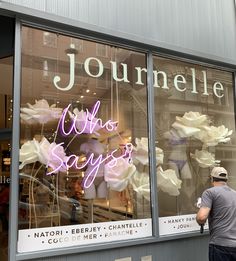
[0,1,236,261]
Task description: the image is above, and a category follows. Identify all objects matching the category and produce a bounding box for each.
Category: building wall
[2,0,236,64]
[32,236,209,261]
[1,1,234,260]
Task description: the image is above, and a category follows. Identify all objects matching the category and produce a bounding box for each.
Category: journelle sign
[53,53,225,98]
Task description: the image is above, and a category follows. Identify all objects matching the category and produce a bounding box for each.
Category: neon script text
[47,142,133,188]
[46,100,132,188]
[59,100,118,136]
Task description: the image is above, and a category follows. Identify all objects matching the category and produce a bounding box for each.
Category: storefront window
[153,56,235,235]
[18,27,152,252]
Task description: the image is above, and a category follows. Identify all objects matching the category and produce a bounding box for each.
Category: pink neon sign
[59,100,118,136]
[47,142,133,188]
[46,100,133,189]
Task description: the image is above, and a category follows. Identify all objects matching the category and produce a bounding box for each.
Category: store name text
[53,53,224,98]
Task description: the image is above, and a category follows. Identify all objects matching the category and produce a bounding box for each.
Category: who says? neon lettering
[46,142,133,188]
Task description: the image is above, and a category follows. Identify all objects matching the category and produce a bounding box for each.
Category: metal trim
[9,18,21,261]
[146,51,159,236]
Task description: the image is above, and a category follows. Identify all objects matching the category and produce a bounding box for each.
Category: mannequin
[164,128,192,179]
[80,138,107,199]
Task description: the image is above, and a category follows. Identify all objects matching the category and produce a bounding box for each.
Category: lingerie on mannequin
[164,128,192,179]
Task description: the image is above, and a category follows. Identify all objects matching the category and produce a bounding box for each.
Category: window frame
[4,11,236,261]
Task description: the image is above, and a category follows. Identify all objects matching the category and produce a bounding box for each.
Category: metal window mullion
[147,51,159,237]
[9,18,21,261]
[234,72,236,129]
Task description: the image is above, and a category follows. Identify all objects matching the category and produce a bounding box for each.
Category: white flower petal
[172,121,201,137]
[130,171,150,200]
[157,166,182,196]
[19,139,40,169]
[19,137,67,173]
[20,99,62,124]
[172,112,210,138]
[194,125,232,147]
[191,149,219,168]
[104,158,136,191]
[133,137,163,165]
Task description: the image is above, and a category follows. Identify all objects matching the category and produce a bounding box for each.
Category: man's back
[201,185,236,247]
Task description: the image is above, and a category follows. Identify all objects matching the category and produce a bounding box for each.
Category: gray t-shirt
[201,185,236,247]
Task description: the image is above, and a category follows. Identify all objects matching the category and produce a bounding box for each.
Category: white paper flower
[172,111,210,138]
[68,108,101,135]
[194,125,232,146]
[19,137,67,173]
[191,149,220,168]
[38,137,67,173]
[177,111,209,127]
[157,166,182,196]
[104,158,136,191]
[130,171,150,201]
[20,99,63,124]
[133,137,163,165]
[19,139,40,169]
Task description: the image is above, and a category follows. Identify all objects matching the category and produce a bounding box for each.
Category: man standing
[196,166,236,261]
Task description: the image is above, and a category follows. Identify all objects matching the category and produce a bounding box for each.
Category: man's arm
[196,207,210,225]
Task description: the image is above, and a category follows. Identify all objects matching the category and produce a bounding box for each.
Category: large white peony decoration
[130,171,150,201]
[193,125,233,147]
[191,149,220,168]
[172,111,210,138]
[133,137,164,165]
[171,111,232,170]
[19,139,41,169]
[20,99,62,124]
[104,158,136,192]
[19,136,67,173]
[157,166,182,196]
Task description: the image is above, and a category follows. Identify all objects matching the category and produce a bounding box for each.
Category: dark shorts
[209,244,236,261]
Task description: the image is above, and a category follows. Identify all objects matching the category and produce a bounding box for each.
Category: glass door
[0,15,14,261]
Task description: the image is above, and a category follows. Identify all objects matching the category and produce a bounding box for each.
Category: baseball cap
[210,167,228,180]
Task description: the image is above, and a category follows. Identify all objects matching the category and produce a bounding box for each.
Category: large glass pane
[153,56,235,235]
[18,27,152,252]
